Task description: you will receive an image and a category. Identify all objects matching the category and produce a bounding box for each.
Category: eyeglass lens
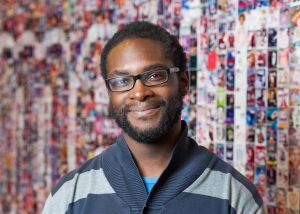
[108,70,169,92]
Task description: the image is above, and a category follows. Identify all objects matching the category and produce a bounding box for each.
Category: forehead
[106,38,170,74]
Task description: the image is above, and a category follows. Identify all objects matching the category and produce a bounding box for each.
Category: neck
[123,121,182,178]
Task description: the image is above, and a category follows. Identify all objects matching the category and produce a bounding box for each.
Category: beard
[110,90,184,144]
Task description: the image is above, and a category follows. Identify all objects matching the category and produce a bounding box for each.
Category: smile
[128,106,161,118]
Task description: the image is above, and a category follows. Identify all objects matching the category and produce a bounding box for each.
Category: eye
[115,78,130,86]
[110,77,132,89]
[147,71,167,82]
[117,78,127,84]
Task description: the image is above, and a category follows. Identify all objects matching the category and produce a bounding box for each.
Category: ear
[179,70,189,96]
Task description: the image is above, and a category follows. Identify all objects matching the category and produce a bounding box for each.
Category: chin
[129,117,161,129]
[124,119,171,144]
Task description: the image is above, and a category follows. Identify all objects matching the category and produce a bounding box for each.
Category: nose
[128,79,154,101]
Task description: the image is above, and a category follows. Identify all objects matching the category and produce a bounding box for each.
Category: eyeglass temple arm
[169,67,180,73]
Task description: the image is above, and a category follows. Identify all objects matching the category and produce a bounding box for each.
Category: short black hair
[100,21,187,79]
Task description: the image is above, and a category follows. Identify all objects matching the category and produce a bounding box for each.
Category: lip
[130,105,159,112]
[128,106,161,118]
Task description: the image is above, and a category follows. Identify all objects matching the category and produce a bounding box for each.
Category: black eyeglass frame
[105,67,180,92]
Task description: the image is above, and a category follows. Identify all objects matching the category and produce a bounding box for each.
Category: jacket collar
[102,121,212,211]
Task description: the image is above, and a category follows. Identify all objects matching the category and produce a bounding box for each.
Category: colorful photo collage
[197,0,300,212]
[196,0,237,162]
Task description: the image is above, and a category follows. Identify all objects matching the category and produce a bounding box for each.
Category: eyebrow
[109,63,169,77]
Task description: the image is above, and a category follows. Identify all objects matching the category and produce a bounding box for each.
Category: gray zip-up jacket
[43,122,264,214]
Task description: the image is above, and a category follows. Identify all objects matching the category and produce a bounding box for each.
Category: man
[43,21,264,214]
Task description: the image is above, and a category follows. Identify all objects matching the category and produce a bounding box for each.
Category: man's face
[106,38,188,143]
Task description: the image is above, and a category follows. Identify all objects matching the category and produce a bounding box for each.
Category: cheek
[110,94,126,110]
[157,88,179,103]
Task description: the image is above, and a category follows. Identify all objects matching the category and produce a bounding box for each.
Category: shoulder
[51,153,104,195]
[43,148,117,214]
[185,150,264,213]
[52,142,121,194]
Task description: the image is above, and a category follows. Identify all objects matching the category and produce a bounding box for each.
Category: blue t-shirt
[143,177,158,194]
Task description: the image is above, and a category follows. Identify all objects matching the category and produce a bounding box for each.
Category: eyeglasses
[105,67,180,92]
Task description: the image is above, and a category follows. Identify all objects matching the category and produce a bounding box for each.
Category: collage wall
[196,0,300,213]
[0,0,299,213]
